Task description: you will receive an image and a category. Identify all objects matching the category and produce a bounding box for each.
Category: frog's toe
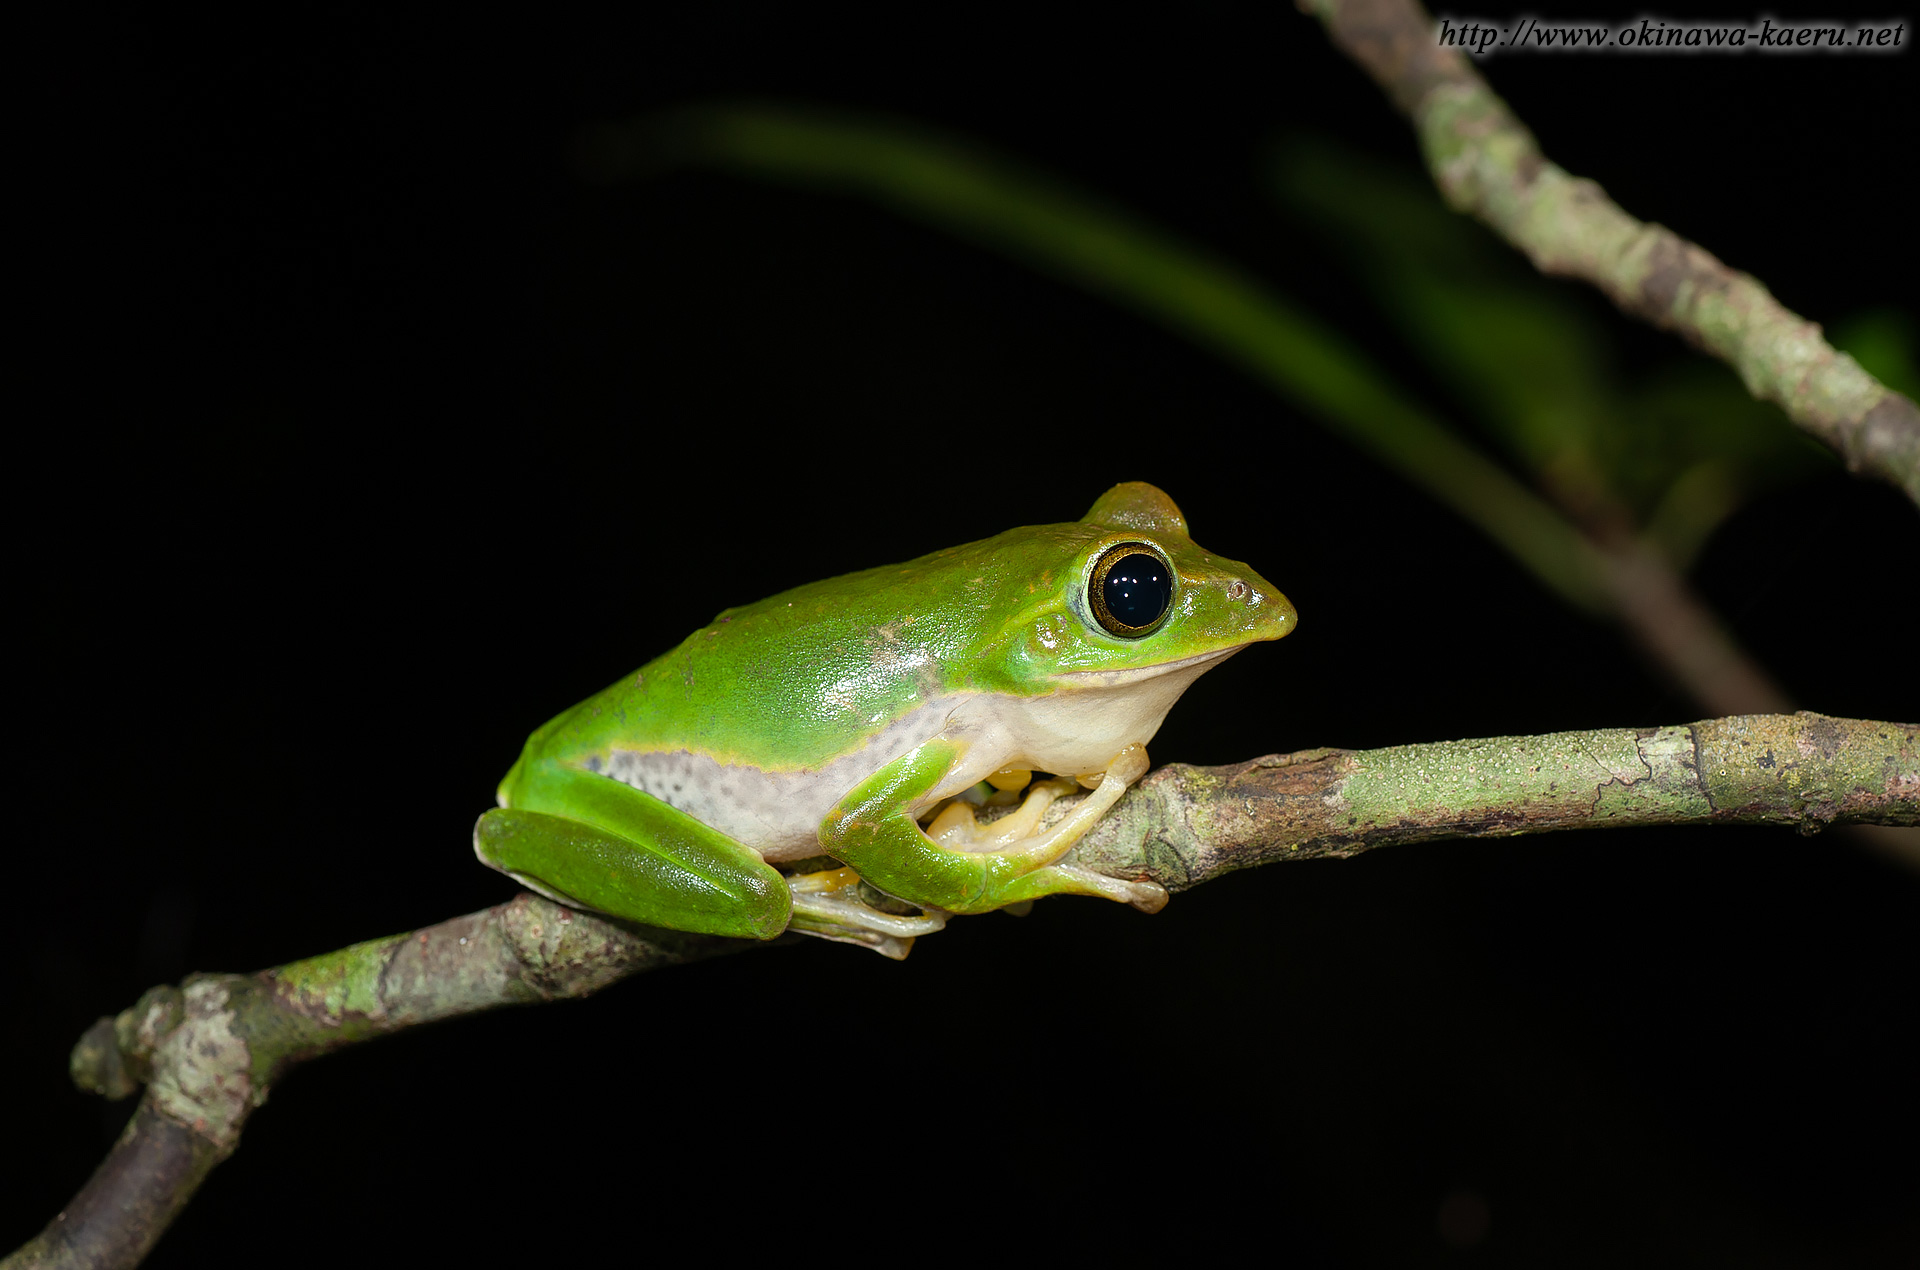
[788,912,933,960]
[785,869,946,957]
[791,924,921,960]
[1114,876,1171,913]
[788,890,947,938]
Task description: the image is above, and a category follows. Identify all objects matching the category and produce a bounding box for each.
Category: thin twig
[13,713,1914,1269]
[1299,0,1920,504]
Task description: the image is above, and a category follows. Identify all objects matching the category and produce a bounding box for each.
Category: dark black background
[12,2,1918,1265]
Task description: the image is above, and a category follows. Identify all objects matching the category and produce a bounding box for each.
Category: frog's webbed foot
[785,865,947,960]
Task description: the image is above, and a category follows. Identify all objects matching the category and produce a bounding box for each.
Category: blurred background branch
[583,107,1916,722]
[1302,0,1920,504]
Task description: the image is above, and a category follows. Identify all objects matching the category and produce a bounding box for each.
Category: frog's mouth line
[1049,644,1245,689]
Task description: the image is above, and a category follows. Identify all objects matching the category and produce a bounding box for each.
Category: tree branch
[1070,712,1915,886]
[11,913,755,1270]
[1300,0,1920,505]
[13,712,1914,1269]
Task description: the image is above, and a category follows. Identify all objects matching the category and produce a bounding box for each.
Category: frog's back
[514,527,1085,859]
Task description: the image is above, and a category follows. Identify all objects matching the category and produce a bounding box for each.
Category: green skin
[475,483,1296,949]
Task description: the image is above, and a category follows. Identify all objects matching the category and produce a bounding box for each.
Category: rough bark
[1069,712,1917,888]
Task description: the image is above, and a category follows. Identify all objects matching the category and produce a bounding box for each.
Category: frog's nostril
[1226,580,1249,601]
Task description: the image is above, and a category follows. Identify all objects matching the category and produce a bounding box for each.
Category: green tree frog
[476,482,1296,956]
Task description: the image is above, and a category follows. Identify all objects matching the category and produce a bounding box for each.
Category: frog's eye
[1088,542,1174,638]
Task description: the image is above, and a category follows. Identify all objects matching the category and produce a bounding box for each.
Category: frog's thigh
[475,762,788,940]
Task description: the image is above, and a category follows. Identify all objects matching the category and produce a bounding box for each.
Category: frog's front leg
[475,757,791,940]
[821,739,1168,916]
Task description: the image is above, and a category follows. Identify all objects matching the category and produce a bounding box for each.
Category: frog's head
[932,481,1294,779]
[966,481,1296,695]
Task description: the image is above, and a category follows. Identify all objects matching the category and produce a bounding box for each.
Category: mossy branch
[1071,712,1916,885]
[13,712,1914,1269]
[1300,0,1920,504]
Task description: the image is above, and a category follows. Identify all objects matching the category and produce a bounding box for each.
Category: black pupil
[1102,553,1171,629]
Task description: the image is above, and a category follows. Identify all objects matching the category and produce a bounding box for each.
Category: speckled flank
[583,650,1230,862]
[596,696,962,860]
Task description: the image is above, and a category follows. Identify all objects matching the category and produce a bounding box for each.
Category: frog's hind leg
[476,758,790,941]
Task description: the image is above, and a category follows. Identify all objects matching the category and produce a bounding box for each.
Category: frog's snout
[1239,574,1297,640]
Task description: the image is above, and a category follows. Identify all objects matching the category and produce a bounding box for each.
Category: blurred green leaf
[1268,136,1831,541]
[592,105,1614,612]
[1830,309,1919,401]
